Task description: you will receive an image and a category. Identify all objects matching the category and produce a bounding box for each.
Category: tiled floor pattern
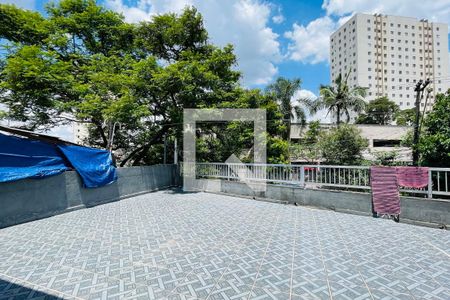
[0,190,449,299]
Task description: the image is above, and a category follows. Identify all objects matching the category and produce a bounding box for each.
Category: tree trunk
[119,127,167,167]
[336,107,341,127]
[93,121,108,148]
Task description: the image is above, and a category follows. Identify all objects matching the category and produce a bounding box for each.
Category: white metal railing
[193,163,450,199]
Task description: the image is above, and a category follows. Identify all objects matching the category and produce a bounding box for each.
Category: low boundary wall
[0,165,178,228]
[194,179,450,228]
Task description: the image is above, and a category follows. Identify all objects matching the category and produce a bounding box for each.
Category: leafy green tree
[137,7,209,61]
[418,91,450,167]
[318,124,368,165]
[373,150,400,166]
[290,121,321,163]
[195,89,289,164]
[356,96,399,125]
[311,72,367,125]
[266,77,310,140]
[0,4,49,44]
[395,108,416,126]
[0,1,251,166]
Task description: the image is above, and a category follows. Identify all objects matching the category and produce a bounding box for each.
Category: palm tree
[311,72,367,126]
[266,77,310,139]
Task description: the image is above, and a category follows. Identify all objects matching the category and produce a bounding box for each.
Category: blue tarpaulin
[58,144,117,188]
[0,133,117,188]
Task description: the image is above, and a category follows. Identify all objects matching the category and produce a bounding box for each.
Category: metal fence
[194,163,450,199]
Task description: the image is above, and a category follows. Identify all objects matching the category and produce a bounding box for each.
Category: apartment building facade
[330,13,449,114]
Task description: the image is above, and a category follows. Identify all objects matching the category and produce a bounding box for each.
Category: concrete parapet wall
[196,179,450,228]
[0,165,178,228]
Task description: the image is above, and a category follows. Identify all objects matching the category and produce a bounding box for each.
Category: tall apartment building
[330,13,449,115]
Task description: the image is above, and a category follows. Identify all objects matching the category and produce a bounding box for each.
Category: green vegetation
[310,72,367,126]
[2,1,447,168]
[0,0,290,165]
[266,77,310,139]
[290,121,321,163]
[372,150,400,166]
[356,96,399,125]
[395,108,416,126]
[317,124,368,165]
[418,91,450,167]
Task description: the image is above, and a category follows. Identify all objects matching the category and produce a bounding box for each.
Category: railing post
[427,169,433,198]
[300,166,305,188]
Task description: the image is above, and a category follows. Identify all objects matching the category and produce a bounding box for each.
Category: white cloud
[0,0,35,10]
[292,89,331,123]
[106,0,281,86]
[293,89,316,103]
[272,14,285,24]
[284,16,337,64]
[285,0,450,65]
[322,0,450,23]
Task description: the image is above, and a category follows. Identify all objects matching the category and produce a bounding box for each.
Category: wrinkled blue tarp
[0,133,117,188]
[58,144,117,188]
[0,133,70,183]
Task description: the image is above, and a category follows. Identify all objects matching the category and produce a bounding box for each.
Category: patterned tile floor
[0,190,449,300]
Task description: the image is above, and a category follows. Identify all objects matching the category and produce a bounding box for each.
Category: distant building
[290,123,412,163]
[73,122,89,145]
[330,13,449,120]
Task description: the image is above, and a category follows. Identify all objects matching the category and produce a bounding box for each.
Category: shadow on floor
[0,277,64,299]
[163,187,201,195]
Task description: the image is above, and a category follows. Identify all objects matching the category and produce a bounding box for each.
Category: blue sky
[3,0,450,101]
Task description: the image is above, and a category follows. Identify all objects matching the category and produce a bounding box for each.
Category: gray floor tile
[0,190,448,300]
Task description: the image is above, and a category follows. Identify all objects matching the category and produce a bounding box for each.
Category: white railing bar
[193,162,450,199]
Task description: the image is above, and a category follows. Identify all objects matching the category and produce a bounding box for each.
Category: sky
[2,0,450,139]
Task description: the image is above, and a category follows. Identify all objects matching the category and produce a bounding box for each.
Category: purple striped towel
[396,167,429,188]
[370,166,400,215]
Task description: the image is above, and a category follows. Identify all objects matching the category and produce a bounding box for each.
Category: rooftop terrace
[0,190,449,299]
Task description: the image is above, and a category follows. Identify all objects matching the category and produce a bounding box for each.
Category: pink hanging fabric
[370,166,400,215]
[396,167,429,188]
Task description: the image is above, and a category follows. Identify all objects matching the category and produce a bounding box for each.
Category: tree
[356,96,399,125]
[418,91,450,167]
[311,72,367,125]
[195,89,289,164]
[318,124,368,165]
[0,1,249,166]
[290,121,321,163]
[373,150,400,166]
[266,77,309,140]
[395,108,416,126]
